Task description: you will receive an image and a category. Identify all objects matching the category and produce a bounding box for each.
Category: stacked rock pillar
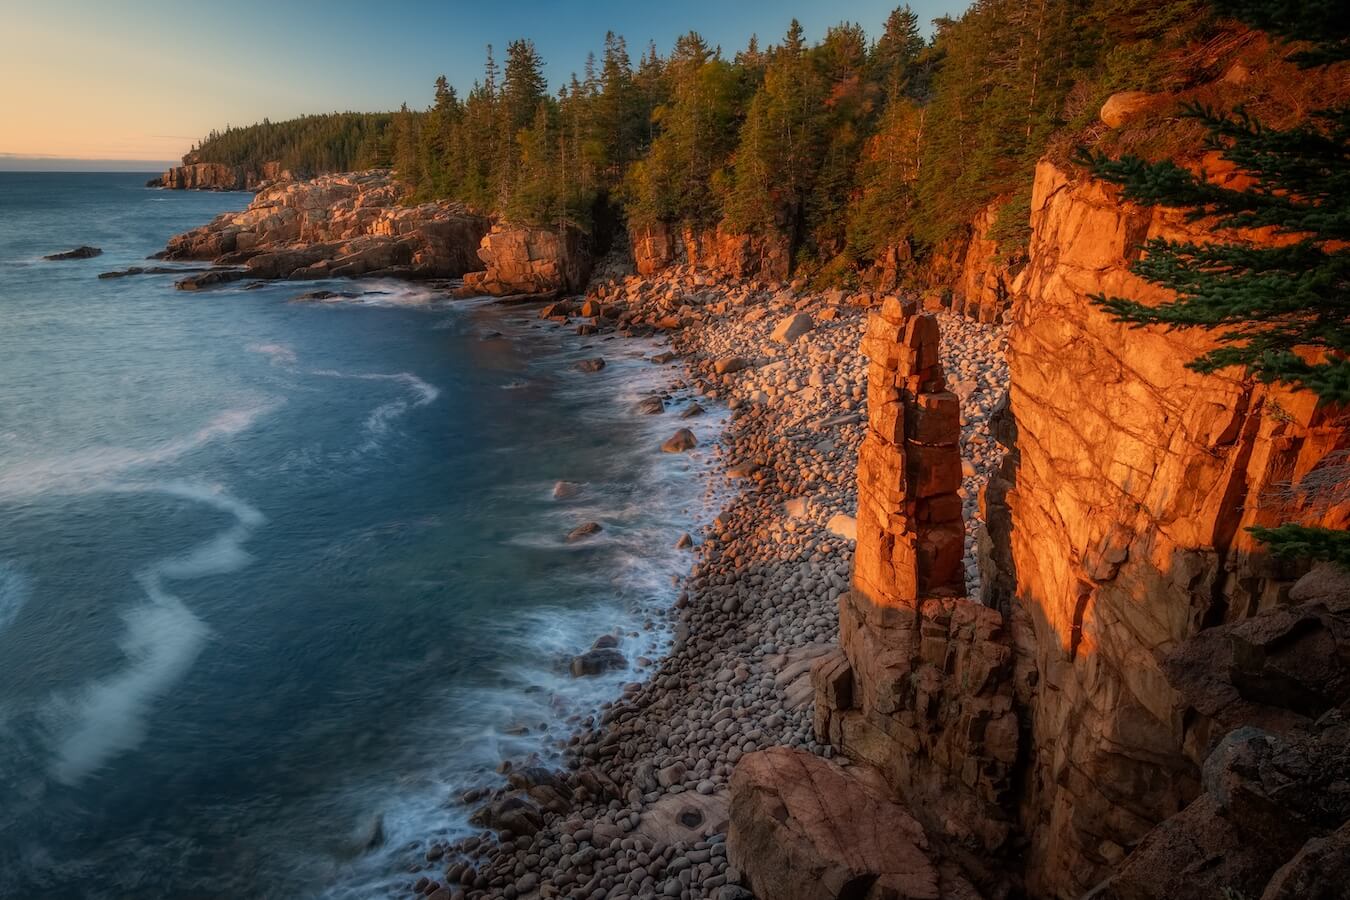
[813,297,1021,866]
[853,297,966,604]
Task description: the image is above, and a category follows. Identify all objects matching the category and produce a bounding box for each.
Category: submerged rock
[175,269,247,291]
[552,480,582,500]
[44,246,101,260]
[576,357,606,373]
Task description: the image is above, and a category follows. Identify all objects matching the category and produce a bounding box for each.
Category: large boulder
[771,312,815,344]
[728,747,979,900]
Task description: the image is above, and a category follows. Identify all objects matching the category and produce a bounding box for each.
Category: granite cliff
[150,161,288,191]
[728,143,1348,900]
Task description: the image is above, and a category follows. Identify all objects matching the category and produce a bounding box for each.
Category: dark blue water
[0,173,721,898]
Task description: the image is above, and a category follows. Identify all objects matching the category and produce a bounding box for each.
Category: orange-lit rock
[462,224,592,297]
[159,170,490,280]
[983,159,1350,897]
[630,221,790,282]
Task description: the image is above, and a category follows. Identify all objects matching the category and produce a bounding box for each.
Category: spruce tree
[1081,1,1349,564]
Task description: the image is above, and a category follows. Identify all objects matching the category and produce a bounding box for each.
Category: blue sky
[0,0,962,167]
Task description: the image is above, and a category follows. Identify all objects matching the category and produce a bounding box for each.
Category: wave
[247,342,298,367]
[46,482,264,786]
[0,400,281,501]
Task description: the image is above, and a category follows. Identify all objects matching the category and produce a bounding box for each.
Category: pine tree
[1081,2,1349,563]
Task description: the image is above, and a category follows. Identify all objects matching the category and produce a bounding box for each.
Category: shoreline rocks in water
[44,246,101,260]
[402,263,1009,900]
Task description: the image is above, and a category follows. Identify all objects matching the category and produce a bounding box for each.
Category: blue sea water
[0,173,721,898]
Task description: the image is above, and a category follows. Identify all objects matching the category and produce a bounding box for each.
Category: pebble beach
[409,271,1008,900]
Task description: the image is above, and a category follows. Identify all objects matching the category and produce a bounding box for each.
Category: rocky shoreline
[396,268,1007,900]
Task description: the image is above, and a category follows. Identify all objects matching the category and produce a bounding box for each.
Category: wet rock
[175,268,247,291]
[680,403,706,419]
[566,522,603,542]
[570,648,626,677]
[552,481,582,500]
[661,429,697,453]
[576,357,606,373]
[636,396,666,415]
[44,245,101,260]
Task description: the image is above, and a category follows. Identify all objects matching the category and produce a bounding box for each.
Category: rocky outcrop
[791,152,1348,900]
[1089,571,1350,900]
[808,299,1020,892]
[981,158,1350,897]
[152,160,288,191]
[158,170,489,282]
[728,747,982,900]
[630,221,791,283]
[460,225,592,297]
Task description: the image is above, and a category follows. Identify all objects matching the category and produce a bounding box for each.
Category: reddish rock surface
[153,161,287,191]
[982,159,1350,897]
[630,221,790,282]
[803,156,1348,900]
[461,224,592,297]
[158,170,490,281]
[728,747,981,900]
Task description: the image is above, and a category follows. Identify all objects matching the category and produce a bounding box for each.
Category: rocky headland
[156,170,490,286]
[148,160,290,191]
[380,153,1343,900]
[150,73,1348,900]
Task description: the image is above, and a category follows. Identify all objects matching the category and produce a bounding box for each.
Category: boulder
[552,481,582,500]
[771,312,815,344]
[636,396,666,415]
[566,522,603,542]
[728,747,975,900]
[1100,90,1161,128]
[576,357,606,373]
[713,356,752,376]
[661,429,697,453]
[569,647,626,677]
[826,513,857,541]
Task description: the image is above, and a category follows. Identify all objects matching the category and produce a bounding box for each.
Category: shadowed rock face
[982,160,1350,897]
[728,747,981,900]
[158,170,490,281]
[773,158,1349,900]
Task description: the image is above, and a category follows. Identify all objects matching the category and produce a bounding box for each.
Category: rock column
[813,298,1021,878]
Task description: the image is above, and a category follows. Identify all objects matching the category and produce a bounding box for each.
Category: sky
[0,0,961,170]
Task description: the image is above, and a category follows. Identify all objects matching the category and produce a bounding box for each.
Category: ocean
[0,172,721,897]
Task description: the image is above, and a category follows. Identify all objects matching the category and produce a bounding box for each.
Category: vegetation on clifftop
[185,112,394,175]
[186,0,1216,276]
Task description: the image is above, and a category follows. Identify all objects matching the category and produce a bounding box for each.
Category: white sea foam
[247,342,298,367]
[48,581,209,785]
[46,483,264,786]
[0,400,281,500]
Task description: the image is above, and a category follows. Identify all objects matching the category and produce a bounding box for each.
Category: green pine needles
[1080,3,1349,567]
[1079,104,1349,405]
